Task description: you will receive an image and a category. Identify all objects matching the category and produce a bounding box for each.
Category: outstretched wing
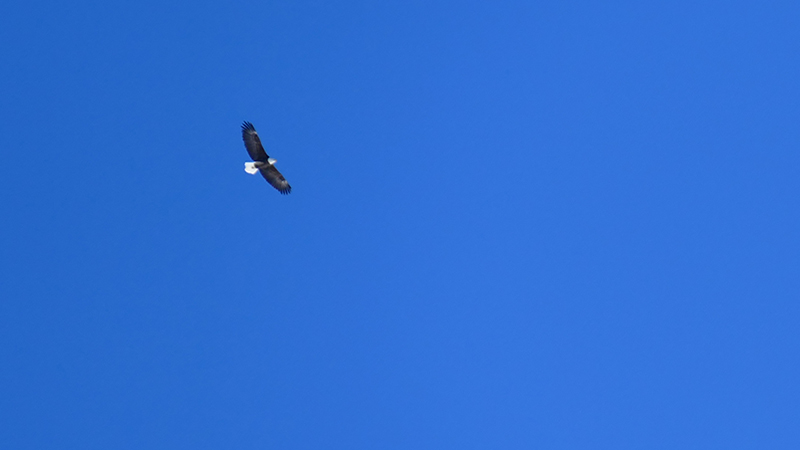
[241,121,269,161]
[260,165,292,195]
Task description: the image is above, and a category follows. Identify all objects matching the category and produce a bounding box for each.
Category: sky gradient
[2,1,800,448]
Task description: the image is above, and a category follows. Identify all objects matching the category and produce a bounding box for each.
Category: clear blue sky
[2,1,799,448]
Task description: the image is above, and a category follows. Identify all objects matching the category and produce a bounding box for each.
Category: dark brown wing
[241,121,269,161]
[260,165,292,195]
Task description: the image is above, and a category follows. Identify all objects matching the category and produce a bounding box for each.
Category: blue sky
[2,0,799,448]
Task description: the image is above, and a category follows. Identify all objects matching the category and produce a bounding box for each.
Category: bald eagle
[241,121,291,194]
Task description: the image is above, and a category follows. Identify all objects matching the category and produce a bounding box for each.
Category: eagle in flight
[241,121,291,194]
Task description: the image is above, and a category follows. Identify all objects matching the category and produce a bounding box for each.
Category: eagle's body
[241,121,291,194]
